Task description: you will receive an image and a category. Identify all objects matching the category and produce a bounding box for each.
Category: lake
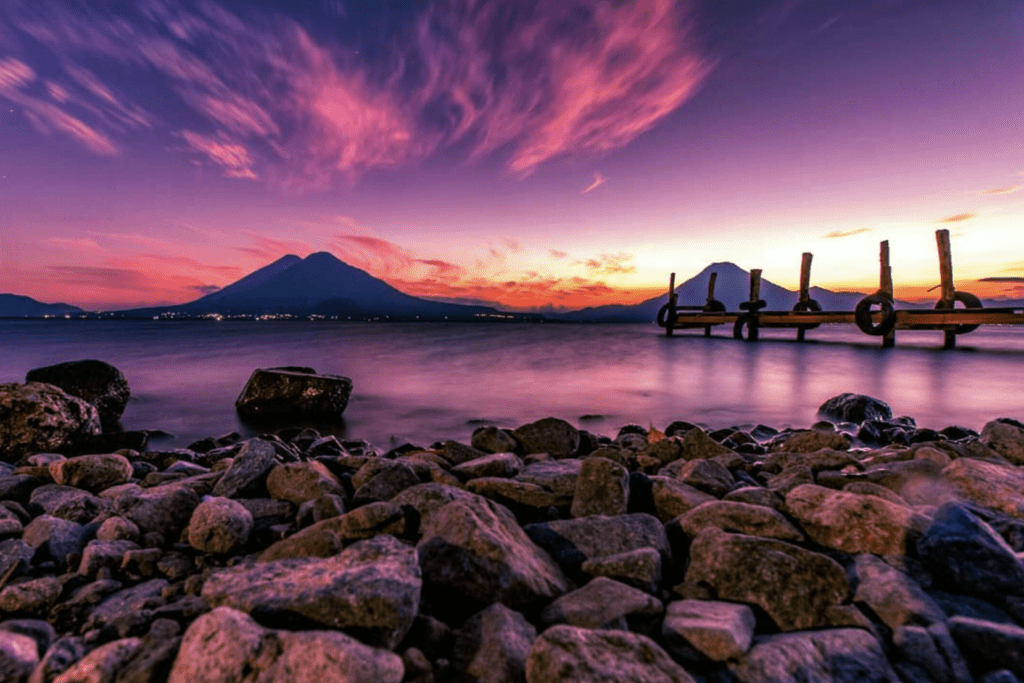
[2,319,1024,450]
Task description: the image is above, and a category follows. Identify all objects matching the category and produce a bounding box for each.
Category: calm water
[2,320,1024,450]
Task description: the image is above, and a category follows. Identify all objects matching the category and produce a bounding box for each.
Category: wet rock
[48,454,132,493]
[452,604,536,683]
[0,577,62,615]
[469,429,519,456]
[0,631,38,683]
[235,367,353,421]
[265,460,344,505]
[650,478,716,523]
[203,535,420,648]
[29,485,105,524]
[980,420,1024,466]
[785,484,929,555]
[671,459,735,498]
[661,599,755,663]
[948,616,1024,679]
[211,438,278,498]
[512,418,579,458]
[676,501,805,543]
[580,548,662,594]
[571,457,629,517]
[25,360,130,430]
[764,464,814,496]
[539,577,663,633]
[187,497,253,554]
[943,457,1024,519]
[0,383,101,462]
[418,494,567,620]
[22,515,89,568]
[917,502,1024,597]
[452,452,523,480]
[762,448,860,474]
[115,484,200,538]
[679,428,734,461]
[818,393,893,424]
[525,624,695,683]
[853,554,946,629]
[525,513,670,577]
[729,629,898,683]
[770,430,850,453]
[685,528,849,632]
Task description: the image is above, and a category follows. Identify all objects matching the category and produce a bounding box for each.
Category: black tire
[935,291,983,334]
[792,298,821,330]
[703,299,726,313]
[855,294,897,336]
[739,299,767,312]
[657,302,677,328]
[733,313,759,341]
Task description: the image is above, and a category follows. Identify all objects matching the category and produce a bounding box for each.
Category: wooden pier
[658,229,1024,348]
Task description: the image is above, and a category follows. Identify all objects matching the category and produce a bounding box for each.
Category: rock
[670,459,734,498]
[892,625,955,683]
[676,501,805,543]
[78,539,138,576]
[48,454,132,493]
[916,502,1024,597]
[453,604,537,683]
[762,448,860,474]
[572,457,629,517]
[30,636,85,683]
[187,497,253,554]
[513,418,579,458]
[0,631,38,683]
[0,382,101,461]
[466,478,566,509]
[650,478,716,522]
[539,577,663,632]
[109,619,182,683]
[764,464,814,496]
[729,629,898,683]
[470,428,520,455]
[853,554,946,629]
[785,484,929,555]
[948,616,1024,679]
[211,438,278,498]
[678,428,734,461]
[29,485,105,524]
[516,460,581,498]
[325,501,406,542]
[770,430,850,453]
[0,540,34,583]
[0,577,62,614]
[417,494,567,619]
[167,607,403,683]
[115,484,200,537]
[637,439,682,465]
[943,457,1024,519]
[202,535,420,648]
[684,528,849,632]
[580,548,662,594]
[842,481,909,506]
[25,360,129,431]
[525,513,670,576]
[452,452,523,480]
[390,483,477,532]
[22,515,89,568]
[265,461,344,505]
[525,624,695,683]
[51,637,141,683]
[96,516,140,543]
[981,420,1024,466]
[235,367,353,421]
[818,393,893,424]
[352,462,420,506]
[661,599,755,663]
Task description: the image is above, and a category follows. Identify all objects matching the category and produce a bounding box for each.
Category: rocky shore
[2,364,1024,683]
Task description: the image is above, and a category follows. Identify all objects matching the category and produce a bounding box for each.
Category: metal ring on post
[855,294,897,336]
[934,291,983,334]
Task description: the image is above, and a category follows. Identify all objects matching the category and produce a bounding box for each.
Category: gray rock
[235,367,352,421]
[580,548,662,594]
[981,420,1024,466]
[418,494,567,619]
[917,502,1024,597]
[25,360,130,430]
[525,513,670,577]
[22,515,89,567]
[949,616,1024,678]
[211,438,278,498]
[684,528,849,632]
[0,382,101,461]
[187,497,253,554]
[729,629,898,683]
[572,457,629,517]
[48,454,132,493]
[470,428,520,455]
[0,631,38,683]
[203,535,420,649]
[539,577,663,632]
[650,477,716,522]
[662,599,755,663]
[853,554,946,629]
[452,452,523,480]
[453,604,537,683]
[785,484,929,555]
[513,418,579,458]
[265,460,344,505]
[525,624,695,683]
[676,500,804,542]
[29,485,105,524]
[115,484,200,537]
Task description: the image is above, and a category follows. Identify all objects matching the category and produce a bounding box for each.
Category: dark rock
[48,453,132,493]
[452,452,523,480]
[452,603,536,683]
[65,430,150,456]
[538,577,663,633]
[22,515,89,568]
[818,393,893,424]
[352,462,420,505]
[662,599,755,663]
[516,460,581,499]
[186,497,253,554]
[78,539,139,577]
[676,500,804,542]
[0,382,101,462]
[211,438,278,498]
[235,367,352,422]
[265,460,344,505]
[0,577,62,615]
[31,635,85,683]
[672,459,735,498]
[113,619,182,683]
[580,548,662,594]
[853,554,946,629]
[469,429,520,456]
[949,616,1024,679]
[0,539,33,582]
[650,477,716,522]
[26,360,130,430]
[981,420,1024,466]
[571,457,628,517]
[729,629,898,683]
[769,430,850,453]
[115,484,201,538]
[513,418,579,458]
[0,630,38,683]
[679,428,735,461]
[525,513,670,577]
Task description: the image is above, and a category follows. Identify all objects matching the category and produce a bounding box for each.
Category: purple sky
[1,0,1022,310]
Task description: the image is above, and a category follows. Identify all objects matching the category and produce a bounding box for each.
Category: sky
[1,0,1022,311]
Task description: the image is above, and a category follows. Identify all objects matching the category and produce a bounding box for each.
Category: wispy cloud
[44,237,101,250]
[937,212,977,224]
[236,232,311,261]
[823,227,871,239]
[331,234,416,273]
[549,250,568,259]
[979,276,1024,283]
[581,172,606,194]
[580,252,636,275]
[980,185,1022,196]
[1,0,714,185]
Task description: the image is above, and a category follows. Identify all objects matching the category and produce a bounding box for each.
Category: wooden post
[749,269,762,304]
[706,272,718,304]
[880,241,896,348]
[936,229,957,348]
[666,272,676,337]
[799,253,812,303]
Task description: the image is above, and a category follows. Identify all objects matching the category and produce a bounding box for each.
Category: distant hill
[118,252,503,320]
[0,294,83,318]
[555,262,923,323]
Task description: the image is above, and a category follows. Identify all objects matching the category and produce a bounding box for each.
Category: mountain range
[0,294,83,318]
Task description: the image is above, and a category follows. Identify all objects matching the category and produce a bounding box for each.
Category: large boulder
[729,629,899,683]
[513,418,579,457]
[684,528,849,632]
[202,534,420,649]
[942,457,1024,519]
[25,360,130,429]
[572,457,629,517]
[980,419,1024,466]
[0,383,100,462]
[818,393,893,424]
[852,554,946,629]
[235,367,352,422]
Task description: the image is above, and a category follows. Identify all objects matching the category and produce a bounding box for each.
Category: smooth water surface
[2,320,1024,449]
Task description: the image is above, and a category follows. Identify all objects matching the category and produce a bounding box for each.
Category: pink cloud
[980,185,1022,196]
[331,235,416,273]
[180,131,257,179]
[581,172,606,194]
[236,232,311,261]
[937,212,978,224]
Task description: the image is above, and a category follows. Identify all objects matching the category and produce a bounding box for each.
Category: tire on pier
[793,298,822,331]
[855,294,897,336]
[934,291,983,335]
[657,302,677,328]
[703,299,727,313]
[733,312,759,341]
